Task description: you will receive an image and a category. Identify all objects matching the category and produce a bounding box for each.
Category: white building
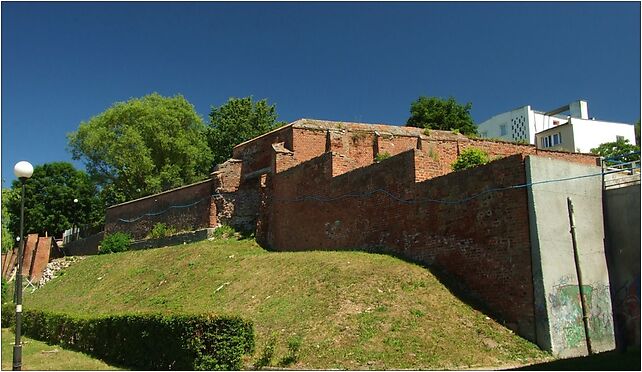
[477,100,636,153]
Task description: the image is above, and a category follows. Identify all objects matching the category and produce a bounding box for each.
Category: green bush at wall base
[99,232,132,254]
[148,222,176,240]
[1,304,254,370]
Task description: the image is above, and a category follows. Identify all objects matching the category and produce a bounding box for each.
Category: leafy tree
[2,189,16,253]
[406,96,478,135]
[5,162,104,238]
[590,138,640,164]
[207,97,285,165]
[451,148,490,171]
[635,119,640,146]
[68,93,212,205]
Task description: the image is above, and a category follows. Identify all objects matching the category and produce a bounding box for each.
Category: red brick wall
[233,126,294,176]
[21,234,39,276]
[292,128,328,163]
[30,237,52,282]
[105,180,213,240]
[263,150,537,340]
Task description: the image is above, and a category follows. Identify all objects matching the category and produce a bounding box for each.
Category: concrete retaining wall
[526,156,615,357]
[603,183,641,349]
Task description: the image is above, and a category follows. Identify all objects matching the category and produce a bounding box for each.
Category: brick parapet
[105,179,213,240]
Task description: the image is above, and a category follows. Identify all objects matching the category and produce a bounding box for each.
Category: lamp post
[13,161,33,371]
[73,198,78,240]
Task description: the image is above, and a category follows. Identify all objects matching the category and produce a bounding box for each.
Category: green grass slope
[1,329,120,370]
[22,238,550,370]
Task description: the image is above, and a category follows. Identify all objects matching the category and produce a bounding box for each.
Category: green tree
[590,138,640,164]
[207,97,285,165]
[68,93,212,205]
[635,119,640,146]
[5,162,104,238]
[2,189,16,253]
[406,96,477,135]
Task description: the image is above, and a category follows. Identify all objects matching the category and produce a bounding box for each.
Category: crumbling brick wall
[105,179,213,240]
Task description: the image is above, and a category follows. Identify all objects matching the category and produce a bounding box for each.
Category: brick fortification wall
[105,179,213,240]
[260,149,538,339]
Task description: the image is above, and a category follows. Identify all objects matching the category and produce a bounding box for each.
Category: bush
[212,225,238,239]
[148,222,176,240]
[451,147,490,171]
[1,304,254,370]
[99,232,132,254]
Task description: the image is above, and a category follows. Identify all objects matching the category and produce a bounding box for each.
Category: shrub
[212,225,238,239]
[148,222,176,240]
[423,128,431,136]
[374,152,392,162]
[1,305,254,370]
[451,148,490,171]
[99,232,132,254]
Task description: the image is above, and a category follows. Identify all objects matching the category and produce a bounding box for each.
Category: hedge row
[1,304,254,370]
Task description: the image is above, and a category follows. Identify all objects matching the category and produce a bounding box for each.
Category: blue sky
[2,1,640,185]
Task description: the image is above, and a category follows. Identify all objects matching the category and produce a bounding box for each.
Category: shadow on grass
[509,349,640,371]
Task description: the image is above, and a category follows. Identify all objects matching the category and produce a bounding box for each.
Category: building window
[481,131,488,138]
[541,133,562,148]
[616,135,625,142]
[500,124,507,136]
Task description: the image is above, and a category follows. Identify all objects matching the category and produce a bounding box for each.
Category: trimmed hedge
[1,304,254,370]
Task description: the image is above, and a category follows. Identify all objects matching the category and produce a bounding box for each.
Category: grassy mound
[21,238,549,369]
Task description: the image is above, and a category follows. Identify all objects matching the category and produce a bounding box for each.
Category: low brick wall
[105,179,213,240]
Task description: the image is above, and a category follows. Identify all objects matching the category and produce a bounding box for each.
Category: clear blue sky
[2,1,640,186]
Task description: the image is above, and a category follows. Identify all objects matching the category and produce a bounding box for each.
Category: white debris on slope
[37,256,86,288]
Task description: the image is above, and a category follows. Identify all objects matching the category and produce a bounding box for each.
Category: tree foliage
[635,119,640,146]
[2,189,15,253]
[68,93,212,205]
[207,97,285,165]
[590,138,640,164]
[5,162,104,238]
[451,148,490,171]
[406,96,477,135]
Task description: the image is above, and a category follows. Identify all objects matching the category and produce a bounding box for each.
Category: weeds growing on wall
[451,148,490,171]
[375,152,392,162]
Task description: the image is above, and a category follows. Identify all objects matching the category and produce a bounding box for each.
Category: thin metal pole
[13,179,25,370]
[567,197,593,355]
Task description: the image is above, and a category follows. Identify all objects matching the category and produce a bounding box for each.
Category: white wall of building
[568,118,636,153]
[478,100,635,153]
[477,106,532,142]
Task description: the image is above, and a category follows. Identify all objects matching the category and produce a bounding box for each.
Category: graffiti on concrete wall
[548,279,614,352]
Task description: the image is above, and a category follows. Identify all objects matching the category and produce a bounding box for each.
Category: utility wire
[116,165,639,223]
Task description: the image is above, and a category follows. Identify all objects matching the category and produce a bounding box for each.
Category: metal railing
[601,151,641,190]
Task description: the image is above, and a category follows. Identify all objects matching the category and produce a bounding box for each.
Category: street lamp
[73,198,78,240]
[13,161,33,371]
